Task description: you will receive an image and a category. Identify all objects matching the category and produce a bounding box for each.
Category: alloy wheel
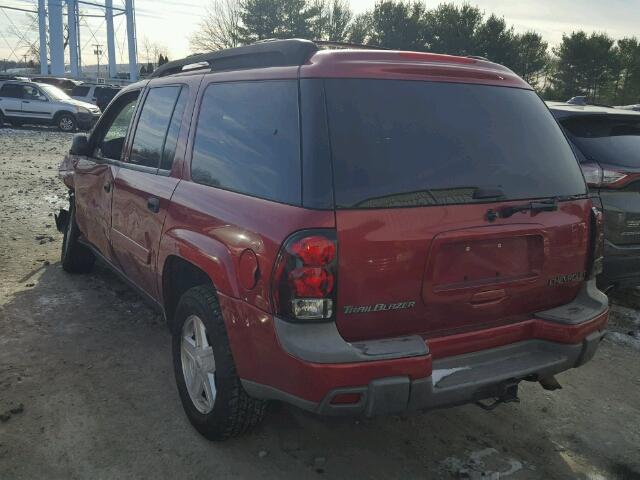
[181,314,217,414]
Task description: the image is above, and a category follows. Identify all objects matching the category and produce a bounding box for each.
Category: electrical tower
[0,0,138,81]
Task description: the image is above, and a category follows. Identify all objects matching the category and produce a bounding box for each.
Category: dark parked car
[549,102,640,288]
[94,85,120,111]
[31,77,83,95]
[57,40,608,441]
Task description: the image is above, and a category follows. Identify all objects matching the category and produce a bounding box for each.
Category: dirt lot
[1,127,640,480]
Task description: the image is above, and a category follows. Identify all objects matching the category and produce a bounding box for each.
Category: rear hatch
[561,114,640,246]
[323,79,591,342]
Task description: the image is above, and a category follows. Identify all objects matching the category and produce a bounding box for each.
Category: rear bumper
[223,280,608,417]
[599,240,640,288]
[77,112,100,130]
[244,332,604,416]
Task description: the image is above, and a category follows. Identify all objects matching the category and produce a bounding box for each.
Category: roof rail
[313,40,390,51]
[150,38,318,78]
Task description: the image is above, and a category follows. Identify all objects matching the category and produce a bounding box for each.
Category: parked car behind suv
[70,83,120,110]
[31,76,83,95]
[0,80,100,131]
[57,40,608,441]
[549,102,640,288]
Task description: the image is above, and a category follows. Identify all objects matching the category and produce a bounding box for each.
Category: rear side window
[562,115,640,168]
[0,84,23,98]
[191,80,300,205]
[324,79,586,208]
[129,85,185,169]
[160,88,189,171]
[72,85,90,97]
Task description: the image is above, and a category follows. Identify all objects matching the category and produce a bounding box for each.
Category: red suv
[57,39,609,440]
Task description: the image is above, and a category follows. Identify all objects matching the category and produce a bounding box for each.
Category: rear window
[561,115,640,168]
[72,85,90,97]
[191,80,300,205]
[324,79,586,208]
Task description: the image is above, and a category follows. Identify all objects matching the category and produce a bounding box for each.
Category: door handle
[147,197,160,213]
[103,182,112,193]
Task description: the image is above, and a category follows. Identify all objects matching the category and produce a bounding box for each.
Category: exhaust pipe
[539,376,562,391]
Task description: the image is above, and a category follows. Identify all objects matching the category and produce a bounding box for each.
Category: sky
[1,0,640,66]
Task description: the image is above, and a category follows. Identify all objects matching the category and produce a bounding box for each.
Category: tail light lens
[580,162,631,188]
[588,205,605,278]
[271,230,337,321]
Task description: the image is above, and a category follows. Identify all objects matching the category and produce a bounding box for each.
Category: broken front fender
[58,153,76,190]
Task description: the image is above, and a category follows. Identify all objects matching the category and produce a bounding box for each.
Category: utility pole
[37,0,47,75]
[93,44,103,81]
[67,0,79,78]
[125,0,137,81]
[105,0,117,79]
[48,0,64,75]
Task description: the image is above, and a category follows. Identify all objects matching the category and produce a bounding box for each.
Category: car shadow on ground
[1,261,637,479]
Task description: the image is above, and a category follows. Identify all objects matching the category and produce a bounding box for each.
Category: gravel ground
[1,126,640,480]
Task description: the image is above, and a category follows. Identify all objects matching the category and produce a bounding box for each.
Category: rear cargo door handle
[147,197,160,213]
[470,289,506,306]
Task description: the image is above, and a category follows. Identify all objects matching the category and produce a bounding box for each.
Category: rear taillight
[588,205,605,278]
[271,230,337,321]
[580,162,632,188]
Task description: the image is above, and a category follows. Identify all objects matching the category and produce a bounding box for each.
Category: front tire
[172,285,266,441]
[61,199,95,273]
[57,113,76,132]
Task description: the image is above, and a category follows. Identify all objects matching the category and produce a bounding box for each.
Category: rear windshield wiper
[486,199,558,221]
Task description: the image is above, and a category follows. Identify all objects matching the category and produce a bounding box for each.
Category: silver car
[0,80,101,132]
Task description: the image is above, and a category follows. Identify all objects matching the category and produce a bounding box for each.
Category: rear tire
[61,199,95,274]
[172,285,267,441]
[0,110,5,127]
[57,113,76,132]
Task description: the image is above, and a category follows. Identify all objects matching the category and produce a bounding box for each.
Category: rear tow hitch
[475,384,520,411]
[54,209,69,233]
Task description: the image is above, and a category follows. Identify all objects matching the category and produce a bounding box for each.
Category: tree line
[190,0,640,105]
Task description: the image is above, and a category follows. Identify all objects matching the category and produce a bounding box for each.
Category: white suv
[0,81,100,132]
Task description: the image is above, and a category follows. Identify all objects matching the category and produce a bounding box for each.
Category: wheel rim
[181,315,217,414]
[60,117,74,131]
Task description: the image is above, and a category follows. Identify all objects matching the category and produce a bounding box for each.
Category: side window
[160,87,189,171]
[97,92,140,161]
[129,86,182,168]
[72,85,90,97]
[22,85,43,101]
[0,84,24,98]
[191,80,301,204]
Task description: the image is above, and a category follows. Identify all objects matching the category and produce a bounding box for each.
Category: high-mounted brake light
[580,162,632,188]
[271,230,337,321]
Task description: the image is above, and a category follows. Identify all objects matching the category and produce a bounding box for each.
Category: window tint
[99,92,139,160]
[72,85,90,97]
[160,87,188,171]
[324,79,586,208]
[562,115,640,168]
[191,81,300,204]
[129,86,182,168]
[22,85,42,100]
[0,84,23,98]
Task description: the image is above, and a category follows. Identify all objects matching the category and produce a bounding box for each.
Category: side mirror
[38,95,48,102]
[70,134,90,156]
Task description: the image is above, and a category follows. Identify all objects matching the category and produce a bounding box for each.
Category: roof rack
[150,38,319,78]
[313,40,390,51]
